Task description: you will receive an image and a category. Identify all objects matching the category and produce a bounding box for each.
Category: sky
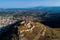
[0,0,60,8]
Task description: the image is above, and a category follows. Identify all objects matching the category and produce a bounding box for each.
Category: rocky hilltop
[1,18,60,40]
[17,20,60,40]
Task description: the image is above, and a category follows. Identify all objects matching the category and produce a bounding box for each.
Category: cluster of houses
[0,16,17,28]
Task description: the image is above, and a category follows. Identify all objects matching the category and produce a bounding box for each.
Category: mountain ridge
[0,6,60,13]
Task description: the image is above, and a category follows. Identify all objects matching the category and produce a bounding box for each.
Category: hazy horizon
[0,0,60,8]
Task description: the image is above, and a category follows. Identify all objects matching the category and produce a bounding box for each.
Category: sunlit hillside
[1,19,60,40]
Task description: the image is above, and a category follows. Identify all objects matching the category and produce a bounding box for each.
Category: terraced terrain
[17,21,60,40]
[1,20,60,40]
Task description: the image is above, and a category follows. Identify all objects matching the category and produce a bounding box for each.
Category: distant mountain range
[0,6,59,13]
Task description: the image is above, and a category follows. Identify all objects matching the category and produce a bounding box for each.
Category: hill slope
[17,20,60,40]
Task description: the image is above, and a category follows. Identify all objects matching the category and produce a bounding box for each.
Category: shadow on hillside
[0,27,18,40]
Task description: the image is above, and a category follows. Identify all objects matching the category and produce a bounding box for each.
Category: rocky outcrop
[17,20,60,40]
[1,20,60,40]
